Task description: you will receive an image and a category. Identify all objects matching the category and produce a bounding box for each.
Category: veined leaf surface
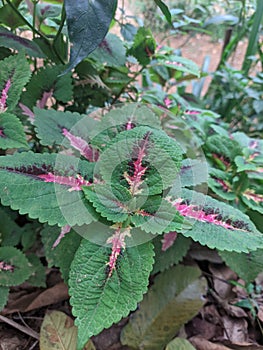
[0,152,97,226]
[69,239,154,350]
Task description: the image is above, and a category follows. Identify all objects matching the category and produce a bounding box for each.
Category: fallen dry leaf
[3,282,68,315]
[189,336,232,349]
[209,264,237,300]
[221,316,248,343]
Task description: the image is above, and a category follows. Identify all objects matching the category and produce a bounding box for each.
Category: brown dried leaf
[189,336,232,350]
[3,282,68,315]
[209,264,237,300]
[221,316,248,343]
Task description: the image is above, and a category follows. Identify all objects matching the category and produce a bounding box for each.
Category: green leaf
[219,249,263,283]
[155,55,200,77]
[208,168,236,201]
[121,265,206,350]
[165,338,196,350]
[89,33,126,67]
[131,197,184,234]
[0,152,97,227]
[179,159,208,187]
[0,52,31,112]
[64,0,117,71]
[242,0,263,74]
[0,206,22,246]
[41,225,82,282]
[0,1,24,29]
[21,65,72,109]
[0,27,45,57]
[0,247,32,286]
[0,286,9,311]
[92,103,162,146]
[69,239,154,350]
[174,189,263,253]
[21,222,40,251]
[154,0,172,25]
[234,155,258,172]
[83,184,132,223]
[0,112,28,149]
[26,254,46,288]
[206,134,242,161]
[99,126,182,194]
[127,27,156,66]
[152,235,191,274]
[40,310,96,350]
[34,108,98,148]
[241,189,263,214]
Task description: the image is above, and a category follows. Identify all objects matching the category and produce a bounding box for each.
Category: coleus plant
[0,53,263,349]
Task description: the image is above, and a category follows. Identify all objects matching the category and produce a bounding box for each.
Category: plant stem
[242,0,263,74]
[6,0,47,40]
[5,0,65,64]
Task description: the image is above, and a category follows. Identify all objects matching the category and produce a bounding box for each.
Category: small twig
[0,315,39,340]
[28,340,39,350]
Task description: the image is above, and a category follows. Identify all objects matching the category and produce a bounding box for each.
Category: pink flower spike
[62,128,99,162]
[0,79,11,113]
[52,224,71,249]
[106,226,131,278]
[161,231,177,251]
[0,128,5,138]
[38,172,91,191]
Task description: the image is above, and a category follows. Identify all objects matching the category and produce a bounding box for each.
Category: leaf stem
[6,0,48,40]
[5,0,65,64]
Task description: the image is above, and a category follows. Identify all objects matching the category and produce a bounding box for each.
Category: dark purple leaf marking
[212,153,230,167]
[3,164,54,176]
[62,128,99,162]
[214,177,231,192]
[106,226,131,278]
[0,260,14,272]
[99,38,112,55]
[1,163,92,191]
[38,173,91,192]
[0,79,11,112]
[172,200,250,231]
[161,231,177,251]
[41,5,51,16]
